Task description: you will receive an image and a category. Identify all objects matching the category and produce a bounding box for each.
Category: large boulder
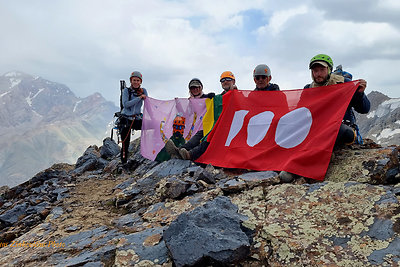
[100,137,120,160]
[163,196,251,266]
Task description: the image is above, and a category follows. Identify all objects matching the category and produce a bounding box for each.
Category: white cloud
[318,20,400,49]
[0,0,400,107]
[378,0,400,9]
[257,6,308,36]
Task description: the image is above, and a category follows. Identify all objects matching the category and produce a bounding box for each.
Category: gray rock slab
[163,196,250,267]
[163,177,190,199]
[100,137,120,159]
[116,227,168,265]
[365,218,394,240]
[59,226,108,250]
[0,202,28,225]
[368,237,400,265]
[143,159,193,178]
[238,171,279,187]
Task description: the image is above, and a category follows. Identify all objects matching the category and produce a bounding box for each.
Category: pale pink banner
[141,97,207,161]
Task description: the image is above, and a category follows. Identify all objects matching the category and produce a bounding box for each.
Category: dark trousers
[335,123,356,147]
[182,130,204,150]
[190,141,210,160]
[181,130,210,160]
[120,117,142,163]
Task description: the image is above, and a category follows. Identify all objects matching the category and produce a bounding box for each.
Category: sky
[1,0,400,106]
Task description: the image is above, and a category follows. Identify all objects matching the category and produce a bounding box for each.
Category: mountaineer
[253,64,280,91]
[305,54,370,146]
[188,78,215,99]
[279,54,370,182]
[119,71,148,164]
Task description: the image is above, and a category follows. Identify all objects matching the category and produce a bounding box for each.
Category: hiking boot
[279,171,295,183]
[179,148,191,160]
[165,140,181,159]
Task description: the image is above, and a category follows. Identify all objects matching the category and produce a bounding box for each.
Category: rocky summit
[0,137,399,266]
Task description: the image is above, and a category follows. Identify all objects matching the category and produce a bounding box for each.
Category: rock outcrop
[0,138,399,266]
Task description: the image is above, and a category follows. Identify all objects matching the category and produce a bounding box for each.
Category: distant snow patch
[367,111,376,119]
[25,88,44,106]
[10,78,21,88]
[0,91,11,98]
[377,128,400,140]
[368,98,400,118]
[395,120,400,125]
[383,98,400,111]
[4,71,18,77]
[73,100,82,112]
[32,109,42,118]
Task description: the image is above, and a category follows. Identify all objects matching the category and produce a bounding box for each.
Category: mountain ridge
[357,90,400,146]
[0,71,118,187]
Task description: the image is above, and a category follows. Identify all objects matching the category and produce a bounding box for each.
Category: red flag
[196,81,360,180]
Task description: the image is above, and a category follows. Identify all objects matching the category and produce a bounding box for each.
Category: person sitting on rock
[155,115,187,162]
[305,54,370,146]
[279,54,370,183]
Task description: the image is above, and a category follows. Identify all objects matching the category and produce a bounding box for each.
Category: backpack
[112,80,132,140]
[333,65,365,144]
[333,65,353,80]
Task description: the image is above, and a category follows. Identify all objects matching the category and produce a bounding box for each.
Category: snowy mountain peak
[357,91,400,146]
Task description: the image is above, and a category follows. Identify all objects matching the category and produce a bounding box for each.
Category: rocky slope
[0,71,117,187]
[0,137,399,266]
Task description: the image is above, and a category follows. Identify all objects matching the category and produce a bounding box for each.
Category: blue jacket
[121,87,148,117]
[304,78,370,125]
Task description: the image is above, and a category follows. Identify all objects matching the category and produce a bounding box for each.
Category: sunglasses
[220,78,233,83]
[173,125,184,130]
[189,86,201,90]
[255,75,267,80]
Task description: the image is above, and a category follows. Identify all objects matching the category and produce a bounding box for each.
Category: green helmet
[309,54,333,70]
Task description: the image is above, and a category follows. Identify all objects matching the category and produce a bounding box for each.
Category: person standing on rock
[279,54,370,183]
[120,71,148,164]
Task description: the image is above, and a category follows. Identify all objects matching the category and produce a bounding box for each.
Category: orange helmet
[173,115,186,135]
[220,71,235,81]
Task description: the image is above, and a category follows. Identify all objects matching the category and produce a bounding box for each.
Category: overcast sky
[1,0,399,106]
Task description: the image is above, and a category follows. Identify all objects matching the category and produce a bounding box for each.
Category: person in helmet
[253,64,280,91]
[188,78,215,99]
[155,115,187,162]
[220,71,238,94]
[305,53,369,146]
[120,71,148,163]
[279,54,370,183]
[166,71,238,160]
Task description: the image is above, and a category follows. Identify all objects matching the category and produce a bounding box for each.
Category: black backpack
[112,80,130,140]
